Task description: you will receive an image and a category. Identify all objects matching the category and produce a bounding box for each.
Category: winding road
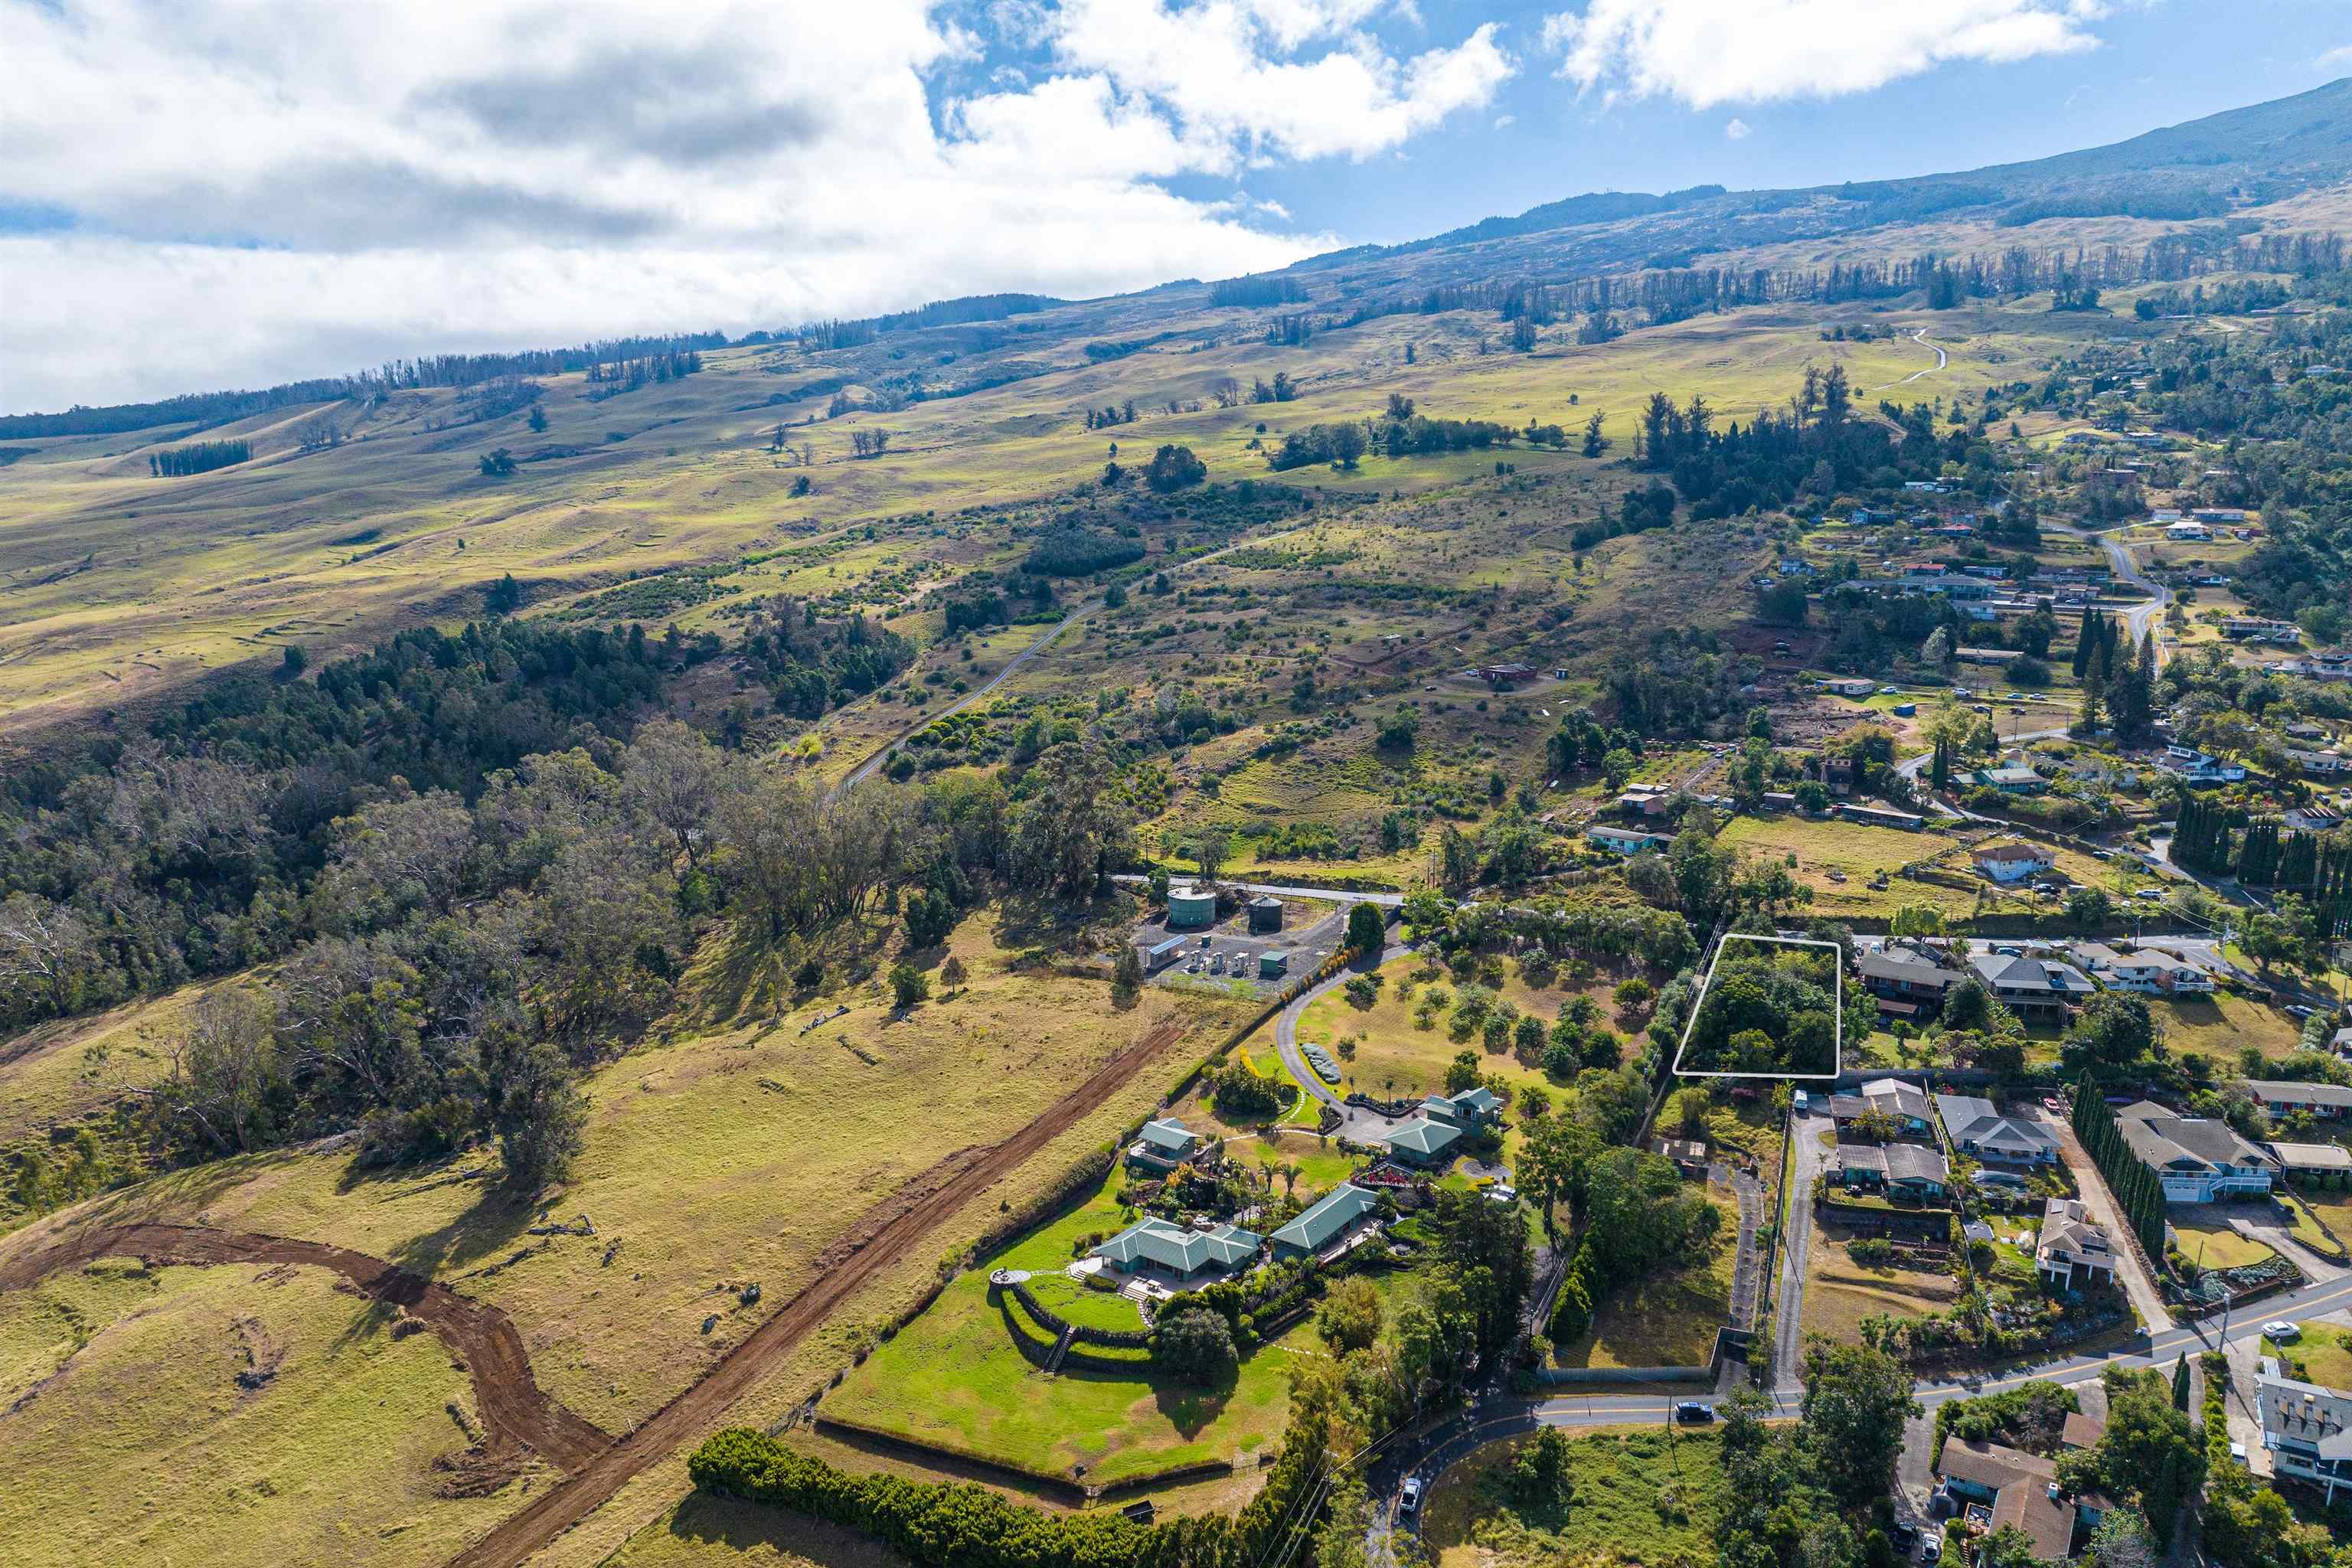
[1871,327,1949,391]
[1271,940,1417,1141]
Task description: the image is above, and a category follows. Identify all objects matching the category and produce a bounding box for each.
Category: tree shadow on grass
[658,1491,911,1568]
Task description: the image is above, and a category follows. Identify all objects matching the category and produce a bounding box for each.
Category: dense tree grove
[149,439,250,476]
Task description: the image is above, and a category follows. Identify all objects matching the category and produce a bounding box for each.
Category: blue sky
[3,0,2348,413]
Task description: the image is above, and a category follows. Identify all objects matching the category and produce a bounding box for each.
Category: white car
[1880,685,1900,696]
[1919,1529,1942,1563]
[2265,1321,2301,1343]
[1398,1477,1423,1518]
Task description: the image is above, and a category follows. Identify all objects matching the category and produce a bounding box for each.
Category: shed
[1258,951,1290,980]
[1247,895,1285,933]
[1142,936,1189,973]
[1166,884,1217,929]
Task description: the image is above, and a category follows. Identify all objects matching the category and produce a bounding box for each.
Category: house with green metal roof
[1380,1115,1462,1168]
[1126,1118,1204,1172]
[1269,1183,1383,1261]
[1091,1216,1262,1283]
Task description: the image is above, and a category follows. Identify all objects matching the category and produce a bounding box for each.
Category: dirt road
[442,1010,1197,1568]
[0,1220,614,1473]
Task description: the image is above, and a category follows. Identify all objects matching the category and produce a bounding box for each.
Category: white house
[2166,520,2210,541]
[2258,1373,2352,1505]
[2102,949,2215,995]
[1971,841,2056,884]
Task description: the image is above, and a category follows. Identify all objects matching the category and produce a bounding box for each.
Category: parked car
[1674,1401,1715,1423]
[1890,1522,1919,1550]
[2264,1321,2301,1342]
[1993,944,2024,956]
[1398,1478,1423,1519]
[2135,888,2166,900]
[2042,1097,2063,1112]
[1919,1530,1942,1563]
[2285,1004,2317,1020]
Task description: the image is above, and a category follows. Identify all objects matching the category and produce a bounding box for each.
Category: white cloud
[1540,0,2105,108]
[2318,43,2352,73]
[0,0,1501,412]
[1493,113,1517,128]
[1723,116,1750,139]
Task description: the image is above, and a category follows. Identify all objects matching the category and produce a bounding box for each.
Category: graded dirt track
[439,1009,1197,1568]
[0,1220,615,1472]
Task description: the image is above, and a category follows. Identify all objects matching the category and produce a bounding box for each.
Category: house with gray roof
[2259,1371,2352,1505]
[1092,1216,1262,1284]
[2244,1080,2352,1120]
[2116,1102,2275,1202]
[1935,1093,2059,1166]
[1270,1183,1383,1261]
[1857,946,1964,1019]
[1836,1142,1950,1199]
[1831,1077,1935,1138]
[1968,952,2096,1021]
[2035,1197,2114,1290]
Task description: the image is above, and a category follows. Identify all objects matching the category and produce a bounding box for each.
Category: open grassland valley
[6,67,2352,1568]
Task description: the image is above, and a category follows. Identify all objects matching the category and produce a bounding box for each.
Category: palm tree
[1279,1162,1301,1200]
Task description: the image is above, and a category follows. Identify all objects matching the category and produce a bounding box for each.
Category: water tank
[1166,885,1217,929]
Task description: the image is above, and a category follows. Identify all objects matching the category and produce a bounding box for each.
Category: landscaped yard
[1422,1425,1729,1568]
[1553,1187,1737,1370]
[2169,1219,2278,1272]
[2265,1323,2352,1390]
[820,1164,1308,1487]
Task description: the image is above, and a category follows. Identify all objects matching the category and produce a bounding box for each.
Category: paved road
[1272,941,1417,1140]
[1111,874,1405,908]
[1380,1263,2352,1549]
[1773,1106,1833,1383]
[2099,532,2174,670]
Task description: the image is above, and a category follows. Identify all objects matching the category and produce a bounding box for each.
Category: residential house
[2102,948,2216,996]
[2289,750,2347,779]
[2244,1080,2352,1122]
[1269,1182,1383,1262]
[1831,1077,1936,1138]
[1936,1437,2108,1559]
[2334,1027,2352,1059]
[2165,520,2210,541]
[1857,946,1965,1021]
[2066,759,2138,789]
[1969,757,2050,795]
[2284,808,2347,834]
[1379,1115,1462,1168]
[2161,746,2247,785]
[2035,1198,2115,1289]
[2115,1102,2276,1202]
[1651,1137,1710,1176]
[1587,824,1674,856]
[2257,1373,2352,1505]
[1968,952,2097,1021]
[1936,1093,2060,1166]
[1822,678,1876,698]
[1837,1142,1952,1200]
[1615,785,1676,817]
[1971,842,2057,885]
[2070,942,2128,976]
[1823,756,1857,795]
[1126,1118,1204,1173]
[1093,1216,1262,1285]
[2268,1142,2352,1181]
[1476,662,1535,687]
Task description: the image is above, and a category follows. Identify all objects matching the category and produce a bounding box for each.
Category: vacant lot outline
[1671,932,1842,1081]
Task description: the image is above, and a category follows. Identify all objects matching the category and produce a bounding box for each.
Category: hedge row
[688,1428,1236,1568]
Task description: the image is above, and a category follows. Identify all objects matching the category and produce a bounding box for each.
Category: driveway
[2050,1111,2174,1333]
[1772,1105,1834,1387]
[1272,939,1416,1142]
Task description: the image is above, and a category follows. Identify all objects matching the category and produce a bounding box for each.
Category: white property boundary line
[1671,932,1844,1081]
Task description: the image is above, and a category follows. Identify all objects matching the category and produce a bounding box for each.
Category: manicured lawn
[2266,1324,2352,1390]
[822,1165,1306,1486]
[1423,1426,1730,1568]
[2170,1220,2276,1271]
[1553,1188,1737,1370]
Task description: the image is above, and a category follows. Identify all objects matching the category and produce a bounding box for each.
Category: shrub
[1155,1307,1238,1386]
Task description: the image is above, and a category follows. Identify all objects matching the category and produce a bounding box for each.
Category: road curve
[0,1220,615,1473]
